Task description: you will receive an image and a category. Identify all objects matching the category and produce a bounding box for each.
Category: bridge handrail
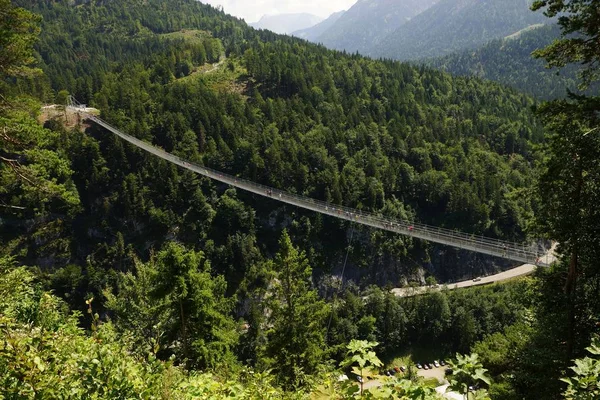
[81,111,546,265]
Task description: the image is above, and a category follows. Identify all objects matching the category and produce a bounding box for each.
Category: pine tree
[532,0,600,359]
[532,0,600,89]
[265,230,328,390]
[0,0,41,79]
[106,242,239,370]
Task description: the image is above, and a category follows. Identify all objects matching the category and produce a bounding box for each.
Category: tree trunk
[564,162,583,359]
[565,250,578,359]
[180,299,188,361]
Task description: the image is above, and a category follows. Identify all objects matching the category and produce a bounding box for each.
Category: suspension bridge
[67,98,551,267]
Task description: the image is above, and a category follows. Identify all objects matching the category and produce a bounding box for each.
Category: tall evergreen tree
[533,0,600,359]
[106,242,239,370]
[265,230,328,390]
[532,0,600,89]
[0,0,40,79]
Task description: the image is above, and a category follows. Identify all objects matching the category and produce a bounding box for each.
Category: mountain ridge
[313,0,438,54]
[249,12,323,34]
[424,24,594,100]
[370,0,547,60]
[292,10,345,41]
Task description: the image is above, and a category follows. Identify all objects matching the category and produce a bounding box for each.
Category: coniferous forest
[1,0,599,398]
[425,24,596,101]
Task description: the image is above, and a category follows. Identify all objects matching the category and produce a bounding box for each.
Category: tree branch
[0,203,26,210]
[0,155,39,188]
[1,126,24,145]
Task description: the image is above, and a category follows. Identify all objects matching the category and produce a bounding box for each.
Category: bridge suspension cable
[68,100,548,267]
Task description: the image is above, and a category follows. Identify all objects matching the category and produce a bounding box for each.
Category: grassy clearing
[383,346,450,368]
[386,355,412,369]
[160,29,212,43]
[422,377,441,388]
[182,57,250,95]
[504,23,545,40]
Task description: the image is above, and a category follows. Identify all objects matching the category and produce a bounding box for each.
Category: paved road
[392,243,557,297]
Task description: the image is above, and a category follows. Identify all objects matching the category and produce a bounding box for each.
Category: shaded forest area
[426,24,597,100]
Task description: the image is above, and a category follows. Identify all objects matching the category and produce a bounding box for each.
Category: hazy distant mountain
[249,13,323,35]
[426,24,590,100]
[314,0,438,54]
[292,10,345,41]
[371,0,547,61]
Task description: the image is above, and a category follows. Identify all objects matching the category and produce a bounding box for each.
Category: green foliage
[0,257,39,320]
[426,25,595,100]
[104,254,167,354]
[341,339,383,394]
[466,1,600,398]
[325,280,531,366]
[2,0,590,397]
[0,3,80,266]
[532,0,600,89]
[0,259,299,399]
[534,102,600,258]
[561,337,600,400]
[105,242,238,371]
[1,84,80,219]
[313,339,443,399]
[264,230,328,390]
[472,321,533,376]
[55,89,69,106]
[530,92,600,383]
[448,353,491,399]
[0,107,81,266]
[386,379,442,400]
[0,0,41,78]
[5,0,546,296]
[0,260,177,398]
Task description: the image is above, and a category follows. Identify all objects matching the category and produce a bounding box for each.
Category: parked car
[416,363,423,369]
[434,360,440,368]
[400,366,406,372]
[427,363,433,369]
[356,375,363,383]
[473,277,482,282]
[440,360,446,366]
[394,366,401,373]
[423,364,429,370]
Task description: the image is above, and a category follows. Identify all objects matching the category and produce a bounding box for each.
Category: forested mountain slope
[425,24,589,100]
[249,13,323,35]
[292,10,345,41]
[10,0,544,295]
[4,1,600,398]
[314,0,438,54]
[371,0,547,61]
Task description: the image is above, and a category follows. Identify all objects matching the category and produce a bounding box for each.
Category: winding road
[392,243,557,297]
